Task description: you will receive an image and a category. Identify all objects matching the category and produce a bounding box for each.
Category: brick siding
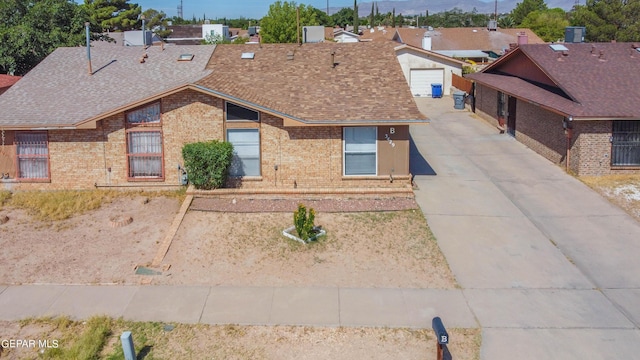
[512,101,567,167]
[4,89,409,190]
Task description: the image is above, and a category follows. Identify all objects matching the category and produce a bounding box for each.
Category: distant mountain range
[330,0,577,16]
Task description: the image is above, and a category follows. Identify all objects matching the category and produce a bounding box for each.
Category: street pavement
[1,96,640,359]
[411,97,640,359]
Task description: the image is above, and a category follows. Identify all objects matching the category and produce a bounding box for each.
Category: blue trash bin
[431,83,442,98]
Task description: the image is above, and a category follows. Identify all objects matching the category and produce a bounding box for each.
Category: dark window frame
[225,102,260,122]
[611,120,640,167]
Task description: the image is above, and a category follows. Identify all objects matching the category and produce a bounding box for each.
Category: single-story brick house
[0,41,427,190]
[466,42,640,176]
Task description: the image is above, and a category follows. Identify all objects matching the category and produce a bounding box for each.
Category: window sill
[611,166,640,170]
[127,177,165,182]
[341,175,380,179]
[229,176,262,181]
[2,178,51,183]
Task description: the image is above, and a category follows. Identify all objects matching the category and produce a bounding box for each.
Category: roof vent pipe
[331,50,336,68]
[422,34,432,51]
[517,31,528,45]
[85,22,92,75]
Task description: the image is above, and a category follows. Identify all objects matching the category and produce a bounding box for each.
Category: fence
[452,73,474,94]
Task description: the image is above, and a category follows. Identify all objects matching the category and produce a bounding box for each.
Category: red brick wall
[474,85,501,128]
[513,101,567,167]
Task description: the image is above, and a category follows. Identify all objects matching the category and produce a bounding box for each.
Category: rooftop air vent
[178,54,194,61]
[565,26,585,43]
[241,52,255,59]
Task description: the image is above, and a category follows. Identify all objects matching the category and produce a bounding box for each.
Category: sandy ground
[0,197,455,288]
[0,196,180,285]
[157,210,456,288]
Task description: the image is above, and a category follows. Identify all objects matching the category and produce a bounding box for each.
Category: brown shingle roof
[467,42,640,119]
[359,26,397,42]
[196,42,426,124]
[0,45,215,128]
[395,27,545,54]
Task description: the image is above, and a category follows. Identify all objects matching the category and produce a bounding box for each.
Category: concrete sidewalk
[0,284,477,329]
[411,97,640,359]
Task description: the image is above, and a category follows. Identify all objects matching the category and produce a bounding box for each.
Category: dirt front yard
[0,195,180,285]
[158,208,456,288]
[0,195,456,288]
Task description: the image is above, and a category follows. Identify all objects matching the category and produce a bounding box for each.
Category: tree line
[1,0,639,76]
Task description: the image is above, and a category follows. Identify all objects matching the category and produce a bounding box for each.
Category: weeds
[5,317,481,360]
[580,174,640,222]
[2,189,186,221]
[0,190,11,208]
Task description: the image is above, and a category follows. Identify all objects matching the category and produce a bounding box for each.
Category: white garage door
[410,69,444,97]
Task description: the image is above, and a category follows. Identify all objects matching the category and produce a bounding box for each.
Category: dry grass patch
[581,174,640,221]
[1,189,186,222]
[0,317,481,360]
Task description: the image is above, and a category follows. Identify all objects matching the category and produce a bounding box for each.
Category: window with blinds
[227,129,260,177]
[126,102,164,179]
[343,127,377,176]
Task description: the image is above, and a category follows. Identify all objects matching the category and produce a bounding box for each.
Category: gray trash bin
[453,91,466,109]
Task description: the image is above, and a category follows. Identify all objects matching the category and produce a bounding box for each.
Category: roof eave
[73,84,196,129]
[193,84,428,126]
[394,44,468,66]
[469,75,573,118]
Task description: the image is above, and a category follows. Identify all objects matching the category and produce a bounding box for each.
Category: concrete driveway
[410,97,640,359]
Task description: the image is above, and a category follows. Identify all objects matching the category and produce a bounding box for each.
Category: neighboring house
[165,25,203,45]
[393,27,545,62]
[0,74,21,95]
[122,30,162,46]
[0,42,426,190]
[466,42,640,176]
[394,44,466,97]
[333,29,360,43]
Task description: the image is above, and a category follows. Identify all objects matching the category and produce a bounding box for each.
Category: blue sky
[136,0,390,20]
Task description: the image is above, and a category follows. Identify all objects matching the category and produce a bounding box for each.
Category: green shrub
[293,203,316,241]
[182,141,233,190]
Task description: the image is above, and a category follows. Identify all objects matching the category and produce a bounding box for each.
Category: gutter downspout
[565,117,573,172]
